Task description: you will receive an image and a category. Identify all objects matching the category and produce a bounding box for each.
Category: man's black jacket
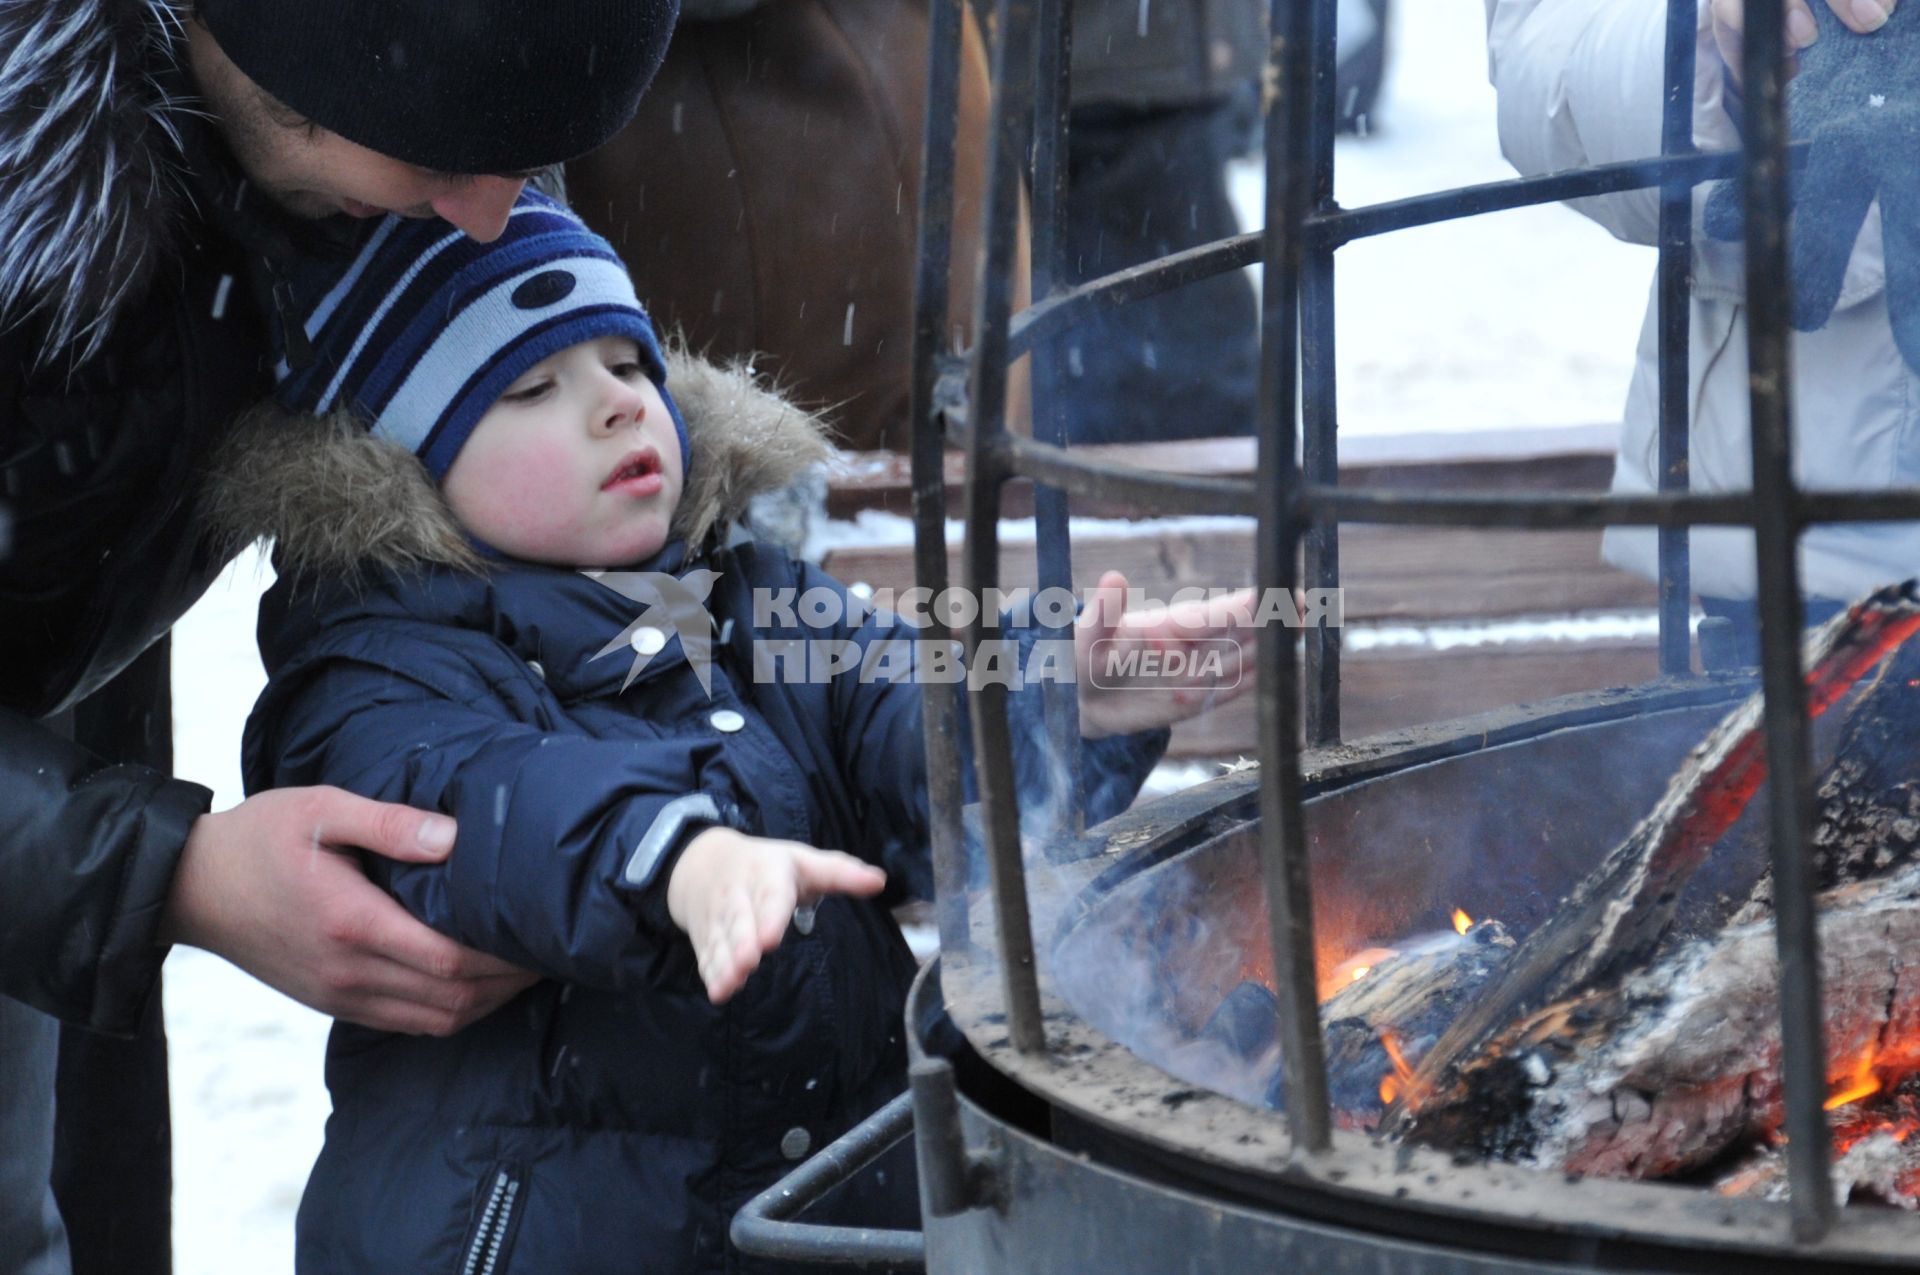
[0,0,288,1034]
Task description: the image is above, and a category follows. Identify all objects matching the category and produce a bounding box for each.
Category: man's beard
[255,185,342,219]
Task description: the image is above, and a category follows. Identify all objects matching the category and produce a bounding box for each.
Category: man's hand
[667,827,886,1005]
[1712,0,1893,88]
[161,787,537,1034]
[1074,570,1257,739]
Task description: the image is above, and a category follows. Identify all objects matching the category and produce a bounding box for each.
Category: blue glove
[1703,1,1920,373]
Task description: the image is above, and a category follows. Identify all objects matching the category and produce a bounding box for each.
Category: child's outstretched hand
[666,826,887,1003]
[1075,569,1258,739]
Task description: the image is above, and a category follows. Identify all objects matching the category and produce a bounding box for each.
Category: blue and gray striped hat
[273,190,688,483]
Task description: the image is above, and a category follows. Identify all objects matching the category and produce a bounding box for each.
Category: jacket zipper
[460,1167,522,1275]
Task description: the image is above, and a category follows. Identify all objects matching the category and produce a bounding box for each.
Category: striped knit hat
[273,190,688,483]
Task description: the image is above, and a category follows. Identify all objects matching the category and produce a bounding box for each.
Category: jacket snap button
[710,709,746,733]
[780,1127,812,1161]
[630,626,667,656]
[527,660,546,681]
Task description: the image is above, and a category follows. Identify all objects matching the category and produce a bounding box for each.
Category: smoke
[1024,693,1758,1124]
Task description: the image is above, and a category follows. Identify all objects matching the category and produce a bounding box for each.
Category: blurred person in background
[1484,0,1914,667]
[572,0,1393,458]
[569,0,1015,458]
[1055,0,1268,444]
[1055,0,1387,446]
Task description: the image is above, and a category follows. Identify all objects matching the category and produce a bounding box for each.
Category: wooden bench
[815,426,1660,758]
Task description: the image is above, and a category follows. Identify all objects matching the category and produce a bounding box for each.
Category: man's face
[184,22,528,242]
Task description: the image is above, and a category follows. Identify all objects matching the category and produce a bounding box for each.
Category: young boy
[213,191,1251,1274]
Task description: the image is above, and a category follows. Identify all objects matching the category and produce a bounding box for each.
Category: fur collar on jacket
[0,0,192,362]
[201,348,835,580]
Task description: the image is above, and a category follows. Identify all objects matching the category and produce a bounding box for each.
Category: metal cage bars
[904,0,1920,1243]
[1735,0,1835,1237]
[905,0,974,971]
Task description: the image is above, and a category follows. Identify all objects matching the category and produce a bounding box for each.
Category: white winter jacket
[1487,0,1920,600]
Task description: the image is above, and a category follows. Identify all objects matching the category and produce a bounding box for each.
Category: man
[0,1,678,1271]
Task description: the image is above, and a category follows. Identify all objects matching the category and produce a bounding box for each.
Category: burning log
[1192,920,1517,1123]
[1737,634,1920,916]
[1319,919,1515,1123]
[1409,859,1920,1177]
[1384,583,1920,1148]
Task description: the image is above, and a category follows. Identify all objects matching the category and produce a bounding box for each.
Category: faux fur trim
[0,0,192,363]
[201,346,838,579]
[666,347,837,551]
[202,404,485,580]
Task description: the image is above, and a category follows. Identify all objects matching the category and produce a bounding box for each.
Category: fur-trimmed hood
[201,347,836,579]
[0,0,192,361]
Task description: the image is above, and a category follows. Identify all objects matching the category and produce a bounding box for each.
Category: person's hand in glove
[1710,0,1895,89]
[1704,0,1920,372]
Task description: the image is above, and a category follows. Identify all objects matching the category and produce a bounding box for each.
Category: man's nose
[431,176,526,242]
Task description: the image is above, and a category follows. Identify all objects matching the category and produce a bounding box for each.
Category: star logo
[583,568,723,695]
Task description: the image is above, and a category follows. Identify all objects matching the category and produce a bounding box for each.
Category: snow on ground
[160,2,1660,1269]
[165,547,332,1275]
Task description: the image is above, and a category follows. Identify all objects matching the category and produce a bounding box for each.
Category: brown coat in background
[570,0,1024,454]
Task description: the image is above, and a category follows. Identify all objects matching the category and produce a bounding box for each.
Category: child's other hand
[665,826,886,1003]
[1075,569,1258,739]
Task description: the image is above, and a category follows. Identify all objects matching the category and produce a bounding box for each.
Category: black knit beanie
[198,0,681,174]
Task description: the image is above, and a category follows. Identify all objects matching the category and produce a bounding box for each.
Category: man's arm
[0,708,209,1033]
[161,787,536,1035]
[1485,0,1684,244]
[0,706,532,1036]
[1485,0,1897,246]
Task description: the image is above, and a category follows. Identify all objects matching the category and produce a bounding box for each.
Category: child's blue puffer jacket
[240,535,1165,1275]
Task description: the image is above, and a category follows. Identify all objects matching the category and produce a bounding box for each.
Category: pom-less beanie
[273,190,689,484]
[198,0,681,174]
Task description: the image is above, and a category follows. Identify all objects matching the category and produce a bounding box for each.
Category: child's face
[442,335,683,567]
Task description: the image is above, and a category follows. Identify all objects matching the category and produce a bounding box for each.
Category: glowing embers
[1715,1073,1920,1209]
[1319,909,1475,1000]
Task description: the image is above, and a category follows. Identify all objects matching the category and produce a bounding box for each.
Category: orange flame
[1826,1074,1882,1112]
[1452,908,1472,935]
[1826,1046,1883,1112]
[1378,1028,1420,1107]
